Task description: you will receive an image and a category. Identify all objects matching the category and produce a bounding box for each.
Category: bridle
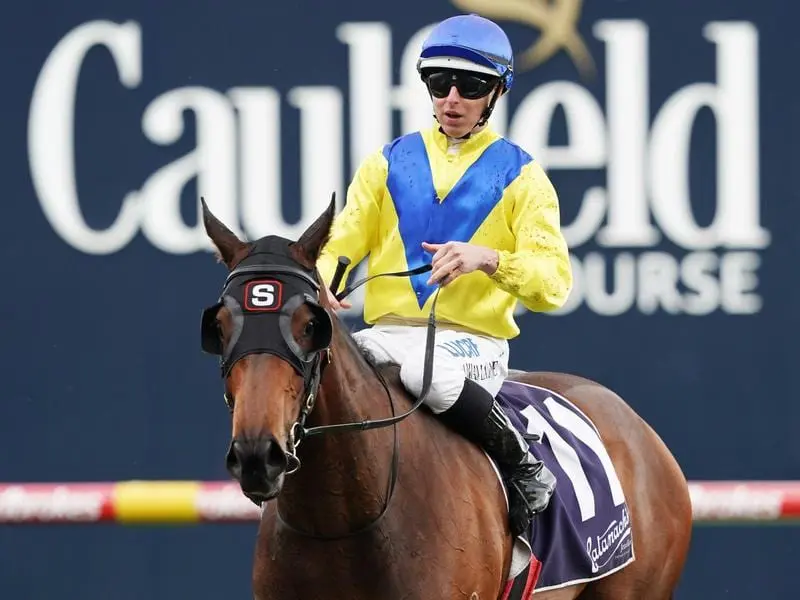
[202,253,440,540]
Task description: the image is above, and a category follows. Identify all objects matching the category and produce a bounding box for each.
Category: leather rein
[275,257,440,540]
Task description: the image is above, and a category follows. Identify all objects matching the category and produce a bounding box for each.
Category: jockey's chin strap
[276,259,440,540]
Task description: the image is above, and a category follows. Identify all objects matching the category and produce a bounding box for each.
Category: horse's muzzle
[226,434,287,502]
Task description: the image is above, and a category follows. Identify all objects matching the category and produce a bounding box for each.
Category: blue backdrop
[1,0,796,597]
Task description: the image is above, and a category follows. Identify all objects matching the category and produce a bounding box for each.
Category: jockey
[317,13,573,538]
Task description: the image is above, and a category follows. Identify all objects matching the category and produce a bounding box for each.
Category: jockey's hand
[422,241,499,287]
[322,284,352,312]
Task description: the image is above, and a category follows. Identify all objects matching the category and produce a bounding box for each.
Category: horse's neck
[276,334,398,535]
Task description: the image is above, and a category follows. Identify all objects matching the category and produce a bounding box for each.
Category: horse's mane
[331,318,403,392]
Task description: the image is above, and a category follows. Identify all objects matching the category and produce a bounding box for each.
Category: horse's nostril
[225,439,243,478]
[264,438,288,477]
[226,436,287,482]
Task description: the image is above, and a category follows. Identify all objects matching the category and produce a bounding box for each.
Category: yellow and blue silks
[318,125,572,340]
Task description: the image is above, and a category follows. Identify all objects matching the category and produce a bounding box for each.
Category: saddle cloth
[491,380,635,596]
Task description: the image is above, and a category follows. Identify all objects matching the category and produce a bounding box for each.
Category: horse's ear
[201,197,248,269]
[291,192,336,269]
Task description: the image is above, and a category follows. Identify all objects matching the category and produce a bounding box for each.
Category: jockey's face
[425,69,501,138]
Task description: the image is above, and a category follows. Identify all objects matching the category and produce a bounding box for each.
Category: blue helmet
[417,14,515,92]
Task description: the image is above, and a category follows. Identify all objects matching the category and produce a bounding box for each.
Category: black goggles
[424,70,499,100]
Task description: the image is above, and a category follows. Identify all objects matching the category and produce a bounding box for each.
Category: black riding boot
[438,379,557,538]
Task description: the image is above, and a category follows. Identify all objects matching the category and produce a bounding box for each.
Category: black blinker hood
[200,236,332,379]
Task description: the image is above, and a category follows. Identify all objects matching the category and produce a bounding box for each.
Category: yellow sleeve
[489,161,573,312]
[317,149,387,288]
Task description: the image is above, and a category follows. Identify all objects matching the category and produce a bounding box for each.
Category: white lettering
[230,87,282,240]
[649,22,768,249]
[140,87,239,253]
[637,252,683,315]
[0,486,105,523]
[586,508,631,572]
[337,23,393,169]
[680,252,720,316]
[251,284,276,307]
[509,82,606,172]
[594,20,657,247]
[509,82,606,248]
[195,485,261,521]
[551,251,763,316]
[26,17,770,318]
[690,484,783,521]
[28,20,142,255]
[582,253,635,317]
[287,87,345,234]
[720,252,762,314]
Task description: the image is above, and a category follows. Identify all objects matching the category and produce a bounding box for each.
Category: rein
[277,257,440,540]
[295,260,438,440]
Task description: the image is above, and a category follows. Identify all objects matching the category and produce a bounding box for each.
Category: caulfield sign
[27,5,768,317]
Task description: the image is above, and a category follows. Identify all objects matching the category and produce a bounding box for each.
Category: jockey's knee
[400,350,464,414]
[352,328,395,366]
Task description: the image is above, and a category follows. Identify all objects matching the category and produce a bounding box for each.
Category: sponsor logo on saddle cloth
[587,507,632,573]
[493,381,635,592]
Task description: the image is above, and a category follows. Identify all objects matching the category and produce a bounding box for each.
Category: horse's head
[199,196,336,504]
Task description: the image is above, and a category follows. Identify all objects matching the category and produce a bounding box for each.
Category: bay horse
[199,196,692,599]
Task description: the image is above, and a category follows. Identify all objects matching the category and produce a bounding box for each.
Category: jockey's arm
[488,161,573,313]
[317,150,386,287]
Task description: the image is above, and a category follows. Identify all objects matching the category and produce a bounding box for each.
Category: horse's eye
[303,319,316,338]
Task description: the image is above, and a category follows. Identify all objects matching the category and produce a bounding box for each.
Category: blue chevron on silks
[382,132,532,308]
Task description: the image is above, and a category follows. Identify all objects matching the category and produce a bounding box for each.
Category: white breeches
[353,324,509,413]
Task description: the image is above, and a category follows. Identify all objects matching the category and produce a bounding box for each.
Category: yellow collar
[428,123,497,155]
